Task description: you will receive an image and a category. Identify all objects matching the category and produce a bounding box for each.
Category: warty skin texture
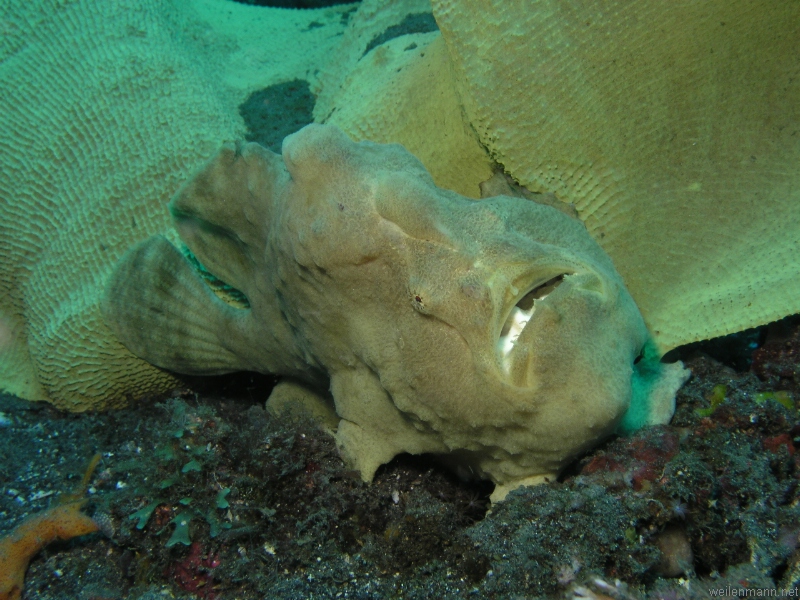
[104,124,687,500]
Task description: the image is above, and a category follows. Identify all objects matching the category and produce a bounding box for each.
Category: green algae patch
[181,459,202,474]
[754,390,794,412]
[166,512,193,547]
[129,501,161,530]
[695,383,727,417]
[215,488,231,509]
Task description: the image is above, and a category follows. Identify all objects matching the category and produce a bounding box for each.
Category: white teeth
[499,304,535,365]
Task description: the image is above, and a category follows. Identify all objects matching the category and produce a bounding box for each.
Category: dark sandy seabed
[1,315,798,600]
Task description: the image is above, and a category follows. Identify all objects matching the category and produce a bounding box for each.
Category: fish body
[104,124,687,498]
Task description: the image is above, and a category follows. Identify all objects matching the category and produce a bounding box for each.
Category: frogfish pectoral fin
[102,235,251,375]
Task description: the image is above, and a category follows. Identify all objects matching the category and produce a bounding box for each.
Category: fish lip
[495,269,575,379]
[494,268,573,356]
[494,263,614,385]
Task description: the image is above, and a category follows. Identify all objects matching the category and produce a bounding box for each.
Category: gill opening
[182,245,250,309]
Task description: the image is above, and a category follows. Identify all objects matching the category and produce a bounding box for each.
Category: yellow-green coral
[319,0,800,352]
[2,0,797,418]
[0,0,352,408]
